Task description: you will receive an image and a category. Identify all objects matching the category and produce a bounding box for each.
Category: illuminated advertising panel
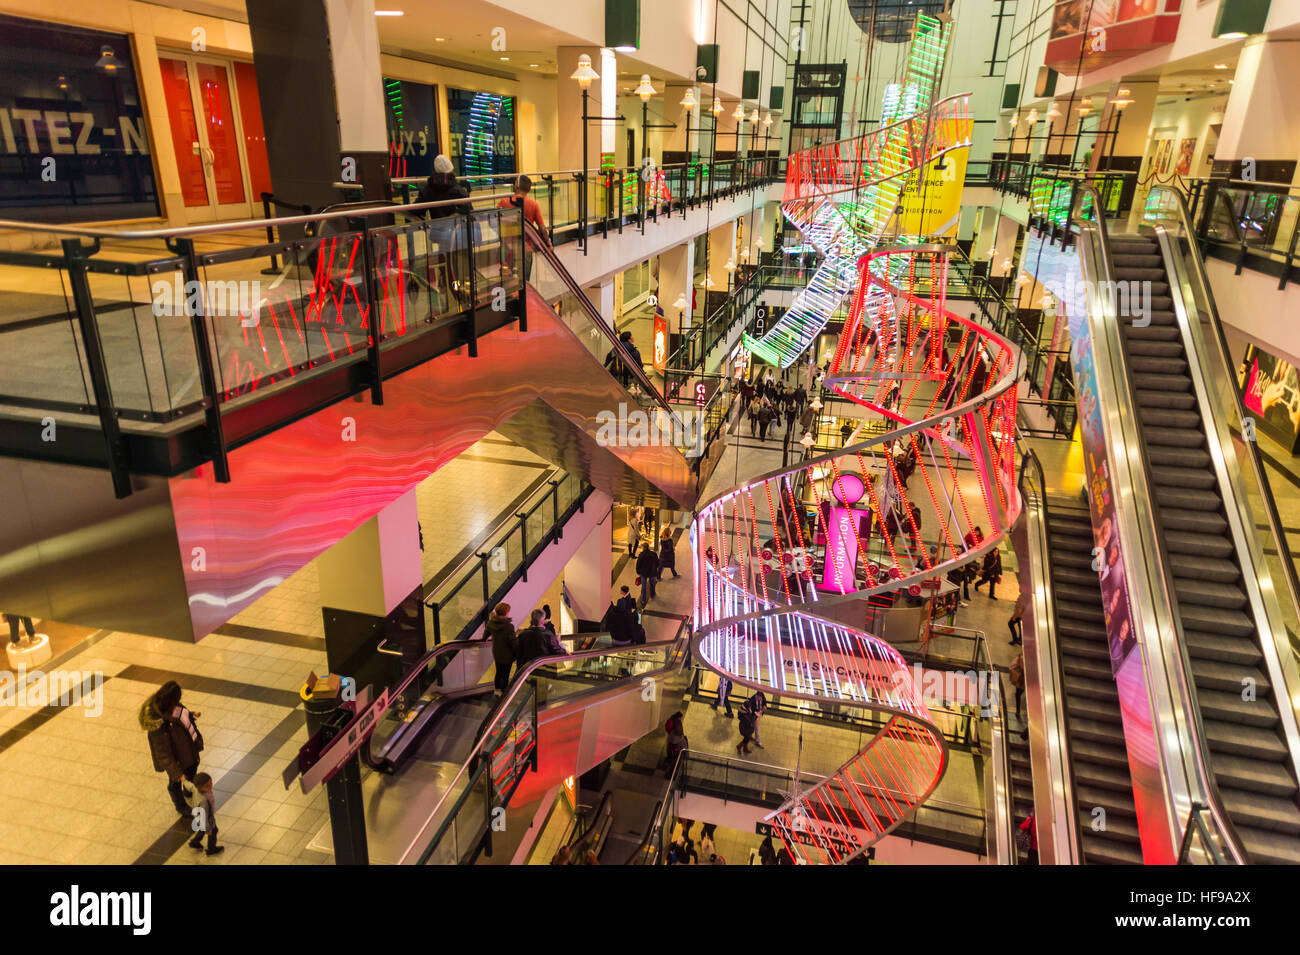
[446,88,516,178]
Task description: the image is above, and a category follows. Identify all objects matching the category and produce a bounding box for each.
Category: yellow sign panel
[897,147,969,238]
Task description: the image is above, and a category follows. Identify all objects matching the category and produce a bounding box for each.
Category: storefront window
[446,88,516,178]
[383,77,439,180]
[0,14,159,222]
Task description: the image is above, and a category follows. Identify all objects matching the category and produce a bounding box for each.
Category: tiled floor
[0,629,332,866]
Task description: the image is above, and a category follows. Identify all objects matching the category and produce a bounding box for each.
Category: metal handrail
[1146,186,1300,633]
[1070,182,1245,864]
[522,219,685,431]
[1016,447,1083,864]
[403,617,690,864]
[0,193,516,240]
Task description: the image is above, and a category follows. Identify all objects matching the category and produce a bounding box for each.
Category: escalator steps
[1112,234,1300,861]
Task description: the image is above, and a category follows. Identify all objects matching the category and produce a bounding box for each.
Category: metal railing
[1071,182,1244,864]
[336,155,781,253]
[404,617,691,864]
[0,196,525,496]
[423,471,592,646]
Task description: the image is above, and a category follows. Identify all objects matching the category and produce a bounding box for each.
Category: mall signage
[0,14,159,222]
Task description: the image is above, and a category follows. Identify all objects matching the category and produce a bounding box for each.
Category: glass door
[158,54,255,221]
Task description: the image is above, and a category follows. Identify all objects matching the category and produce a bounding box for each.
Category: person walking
[748,396,763,436]
[840,421,853,446]
[1009,651,1026,722]
[181,772,224,856]
[625,506,641,557]
[712,673,733,717]
[139,680,204,817]
[737,698,758,755]
[658,527,679,579]
[497,174,550,279]
[664,711,688,777]
[486,603,518,693]
[974,547,1003,599]
[1008,591,1026,645]
[636,543,661,606]
[794,383,807,411]
[748,690,768,749]
[759,834,778,865]
[784,400,798,434]
[758,401,776,441]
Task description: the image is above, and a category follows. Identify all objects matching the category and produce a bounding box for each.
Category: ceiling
[156,0,698,88]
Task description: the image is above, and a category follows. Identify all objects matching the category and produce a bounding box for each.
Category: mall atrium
[0,0,1298,889]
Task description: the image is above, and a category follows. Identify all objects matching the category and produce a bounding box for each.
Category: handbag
[635,575,642,586]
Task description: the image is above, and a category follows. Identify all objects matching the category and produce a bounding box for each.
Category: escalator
[1043,499,1143,864]
[1106,232,1300,864]
[318,618,689,864]
[1067,184,1300,864]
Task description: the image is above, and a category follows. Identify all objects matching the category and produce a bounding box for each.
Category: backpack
[739,710,756,734]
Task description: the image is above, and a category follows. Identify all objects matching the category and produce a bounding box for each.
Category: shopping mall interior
[0,0,1299,874]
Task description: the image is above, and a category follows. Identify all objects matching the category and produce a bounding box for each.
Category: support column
[658,241,695,333]
[246,0,390,223]
[317,488,424,691]
[707,220,738,288]
[1215,38,1300,183]
[990,215,1022,277]
[563,507,613,623]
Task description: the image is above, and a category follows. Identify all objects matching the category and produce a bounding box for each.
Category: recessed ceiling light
[500,56,511,61]
[374,9,404,15]
[529,63,539,67]
[434,36,445,42]
[1214,63,1228,69]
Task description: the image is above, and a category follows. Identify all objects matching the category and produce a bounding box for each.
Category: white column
[564,507,613,622]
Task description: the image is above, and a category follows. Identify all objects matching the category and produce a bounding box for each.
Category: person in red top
[1019,813,1038,865]
[963,526,984,550]
[498,175,550,279]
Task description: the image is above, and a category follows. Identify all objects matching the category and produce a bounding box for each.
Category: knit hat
[433,154,454,174]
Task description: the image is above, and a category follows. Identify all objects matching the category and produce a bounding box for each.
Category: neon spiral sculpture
[744,14,972,368]
[695,244,1021,862]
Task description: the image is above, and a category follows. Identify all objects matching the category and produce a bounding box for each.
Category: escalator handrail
[522,219,686,432]
[1146,184,1300,645]
[1015,448,1083,864]
[402,618,690,864]
[1071,184,1246,864]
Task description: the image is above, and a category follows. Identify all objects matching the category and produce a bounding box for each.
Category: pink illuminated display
[694,240,1021,862]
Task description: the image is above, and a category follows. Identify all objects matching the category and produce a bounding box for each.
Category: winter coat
[139,698,204,781]
[485,616,518,666]
[659,536,676,570]
[417,173,472,219]
[636,549,660,578]
[516,626,562,668]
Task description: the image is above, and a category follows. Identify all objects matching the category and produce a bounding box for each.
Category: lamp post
[570,54,599,254]
[763,112,774,178]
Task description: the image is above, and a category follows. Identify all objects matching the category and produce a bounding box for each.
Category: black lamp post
[571,54,599,254]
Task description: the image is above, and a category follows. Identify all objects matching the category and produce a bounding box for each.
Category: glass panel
[194,62,246,205]
[0,263,93,409]
[157,58,209,208]
[232,61,273,200]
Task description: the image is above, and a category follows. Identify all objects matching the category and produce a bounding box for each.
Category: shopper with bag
[664,711,688,777]
[139,680,205,816]
[974,547,1003,599]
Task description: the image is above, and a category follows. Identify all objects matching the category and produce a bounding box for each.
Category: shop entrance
[157,54,269,222]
